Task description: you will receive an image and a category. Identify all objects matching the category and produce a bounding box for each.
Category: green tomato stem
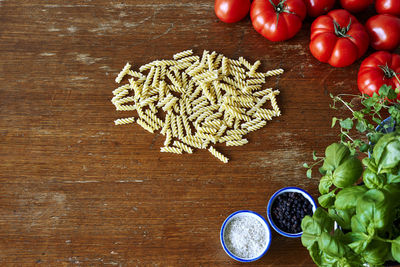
[269,0,295,25]
[379,64,397,79]
[333,19,353,39]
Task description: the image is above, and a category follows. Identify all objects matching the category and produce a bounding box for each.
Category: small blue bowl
[267,187,317,238]
[376,116,396,133]
[220,210,271,262]
[369,116,396,157]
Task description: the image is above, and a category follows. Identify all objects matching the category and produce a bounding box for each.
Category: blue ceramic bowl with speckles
[220,210,271,262]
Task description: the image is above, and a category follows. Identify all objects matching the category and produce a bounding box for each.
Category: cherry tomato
[250,0,307,42]
[309,9,369,67]
[375,0,400,17]
[214,0,251,23]
[358,51,400,100]
[304,0,336,17]
[340,0,374,13]
[366,14,400,51]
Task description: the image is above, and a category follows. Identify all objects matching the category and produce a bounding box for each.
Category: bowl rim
[375,116,395,133]
[267,187,317,238]
[369,116,395,157]
[220,210,272,262]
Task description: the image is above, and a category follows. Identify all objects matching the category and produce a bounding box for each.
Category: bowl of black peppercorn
[267,187,317,238]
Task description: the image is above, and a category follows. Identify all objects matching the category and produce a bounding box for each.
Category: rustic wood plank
[0,0,397,266]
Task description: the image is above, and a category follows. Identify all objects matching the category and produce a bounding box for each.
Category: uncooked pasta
[160,146,183,154]
[115,63,131,83]
[111,50,283,163]
[208,146,229,163]
[114,117,135,125]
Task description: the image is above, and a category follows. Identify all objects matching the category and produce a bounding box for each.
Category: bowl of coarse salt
[220,210,271,262]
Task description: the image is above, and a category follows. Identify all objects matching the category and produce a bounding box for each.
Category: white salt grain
[224,216,267,259]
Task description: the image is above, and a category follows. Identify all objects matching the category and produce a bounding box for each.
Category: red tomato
[340,0,374,13]
[366,14,400,51]
[214,0,251,23]
[309,9,369,67]
[358,51,400,100]
[250,0,307,42]
[375,0,400,17]
[304,0,336,17]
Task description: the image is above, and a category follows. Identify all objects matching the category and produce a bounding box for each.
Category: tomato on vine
[304,0,336,17]
[340,0,374,13]
[375,0,400,17]
[214,0,251,23]
[358,51,400,100]
[366,14,400,51]
[309,9,369,67]
[250,0,307,42]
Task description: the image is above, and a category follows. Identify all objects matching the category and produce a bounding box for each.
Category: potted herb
[301,85,400,266]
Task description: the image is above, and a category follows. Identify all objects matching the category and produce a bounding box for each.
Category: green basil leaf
[363,168,386,189]
[377,140,400,173]
[362,240,390,266]
[332,228,345,239]
[387,171,400,184]
[340,118,353,130]
[391,236,400,263]
[318,192,335,208]
[301,208,334,237]
[308,242,323,266]
[334,185,367,210]
[301,231,319,250]
[339,255,364,267]
[318,231,348,258]
[320,253,339,266]
[346,232,370,254]
[351,214,369,234]
[332,157,363,188]
[315,208,334,232]
[323,143,351,172]
[356,189,394,230]
[319,175,333,194]
[301,216,321,248]
[329,208,354,230]
[373,131,399,166]
[362,157,378,173]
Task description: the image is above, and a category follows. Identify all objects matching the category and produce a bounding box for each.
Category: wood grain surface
[1,0,398,266]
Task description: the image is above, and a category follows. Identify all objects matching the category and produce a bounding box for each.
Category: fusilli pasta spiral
[111,50,282,163]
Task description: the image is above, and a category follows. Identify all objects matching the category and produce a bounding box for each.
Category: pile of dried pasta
[111,50,282,163]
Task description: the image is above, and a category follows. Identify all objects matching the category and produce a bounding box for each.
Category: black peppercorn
[270,192,313,234]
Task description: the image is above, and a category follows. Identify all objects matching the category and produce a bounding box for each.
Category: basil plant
[301,134,400,267]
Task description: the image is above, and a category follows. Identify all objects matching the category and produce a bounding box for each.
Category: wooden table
[1,1,398,266]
